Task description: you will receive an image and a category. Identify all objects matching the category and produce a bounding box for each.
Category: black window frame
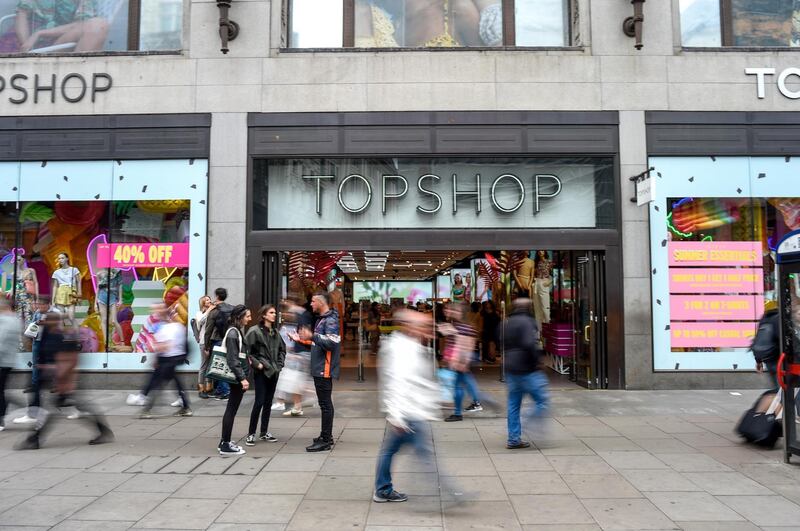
[285,0,578,50]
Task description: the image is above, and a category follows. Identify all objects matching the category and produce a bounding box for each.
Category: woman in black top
[244,304,286,446]
[219,304,251,456]
[480,300,499,363]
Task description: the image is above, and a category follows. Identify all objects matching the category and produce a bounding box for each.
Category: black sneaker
[464,402,483,412]
[14,436,40,450]
[89,429,115,445]
[245,434,256,446]
[174,408,193,417]
[444,414,463,422]
[198,391,210,399]
[506,440,532,450]
[214,393,230,401]
[260,433,278,442]
[219,441,246,456]
[306,439,332,452]
[373,490,408,503]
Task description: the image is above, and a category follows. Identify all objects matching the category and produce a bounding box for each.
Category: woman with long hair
[218,304,251,456]
[194,295,215,399]
[244,304,285,446]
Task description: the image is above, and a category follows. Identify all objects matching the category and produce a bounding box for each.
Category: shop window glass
[0,0,182,54]
[290,0,573,48]
[1,159,207,372]
[681,0,800,47]
[649,156,800,371]
[515,0,567,46]
[290,0,343,48]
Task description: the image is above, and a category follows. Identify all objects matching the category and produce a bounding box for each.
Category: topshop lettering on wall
[255,157,615,230]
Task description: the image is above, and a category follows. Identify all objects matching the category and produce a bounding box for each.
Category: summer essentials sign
[668,241,762,348]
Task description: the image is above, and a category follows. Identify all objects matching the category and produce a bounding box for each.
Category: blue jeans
[506,371,550,445]
[453,371,480,416]
[375,420,431,496]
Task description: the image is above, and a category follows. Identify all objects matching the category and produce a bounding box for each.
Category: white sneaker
[0,425,4,432]
[271,402,285,411]
[13,415,36,424]
[67,409,82,420]
[126,393,147,406]
[170,398,183,407]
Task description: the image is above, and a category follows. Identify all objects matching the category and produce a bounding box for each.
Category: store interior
[280,249,603,387]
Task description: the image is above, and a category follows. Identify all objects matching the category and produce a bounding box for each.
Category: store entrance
[259,249,609,389]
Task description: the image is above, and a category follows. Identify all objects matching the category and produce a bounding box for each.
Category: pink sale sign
[670,294,763,321]
[668,241,761,267]
[97,243,190,268]
[670,322,757,348]
[669,267,763,294]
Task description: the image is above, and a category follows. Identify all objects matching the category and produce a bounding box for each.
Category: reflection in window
[515,0,567,46]
[0,0,181,54]
[139,0,182,50]
[354,0,503,48]
[290,0,343,48]
[681,0,800,47]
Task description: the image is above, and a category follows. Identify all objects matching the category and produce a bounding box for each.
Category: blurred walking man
[499,298,549,449]
[373,310,440,503]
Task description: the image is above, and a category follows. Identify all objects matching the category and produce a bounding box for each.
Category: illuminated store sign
[258,157,614,230]
[302,173,562,215]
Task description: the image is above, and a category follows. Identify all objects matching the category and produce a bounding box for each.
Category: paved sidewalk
[2,386,800,530]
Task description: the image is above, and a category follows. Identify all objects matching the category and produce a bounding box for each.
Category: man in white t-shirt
[140,303,192,418]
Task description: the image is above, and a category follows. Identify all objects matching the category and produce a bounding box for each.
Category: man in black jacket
[203,287,233,400]
[498,298,550,449]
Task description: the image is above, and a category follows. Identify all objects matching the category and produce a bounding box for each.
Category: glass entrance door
[573,251,608,389]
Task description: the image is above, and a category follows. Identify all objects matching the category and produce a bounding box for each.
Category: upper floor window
[680,0,800,47]
[288,0,573,49]
[0,0,182,54]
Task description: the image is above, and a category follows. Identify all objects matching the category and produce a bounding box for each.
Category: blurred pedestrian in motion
[193,294,215,399]
[140,303,192,419]
[480,300,499,363]
[218,304,251,456]
[367,302,381,356]
[292,291,340,452]
[499,298,550,449]
[245,304,285,445]
[440,302,483,421]
[13,299,48,426]
[373,309,440,503]
[0,299,20,432]
[16,310,113,450]
[274,297,314,416]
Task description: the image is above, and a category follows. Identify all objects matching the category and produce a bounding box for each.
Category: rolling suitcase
[736,388,783,448]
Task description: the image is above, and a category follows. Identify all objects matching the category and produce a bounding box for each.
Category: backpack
[212,302,234,339]
[751,310,779,363]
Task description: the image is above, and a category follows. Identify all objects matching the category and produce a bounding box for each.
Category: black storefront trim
[246,110,625,388]
[0,114,211,161]
[646,111,800,156]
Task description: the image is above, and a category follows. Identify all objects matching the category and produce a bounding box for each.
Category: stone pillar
[207,112,247,304]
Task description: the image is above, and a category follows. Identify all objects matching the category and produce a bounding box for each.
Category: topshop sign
[260,158,612,231]
[303,173,562,215]
[745,67,800,99]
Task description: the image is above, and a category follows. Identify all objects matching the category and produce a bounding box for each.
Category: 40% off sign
[96,243,190,268]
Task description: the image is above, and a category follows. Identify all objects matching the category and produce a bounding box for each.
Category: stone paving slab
[2,387,800,530]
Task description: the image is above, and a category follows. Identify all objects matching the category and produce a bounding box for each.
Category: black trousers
[249,371,278,435]
[27,369,110,444]
[0,367,10,427]
[313,376,334,441]
[221,382,245,443]
[144,357,189,410]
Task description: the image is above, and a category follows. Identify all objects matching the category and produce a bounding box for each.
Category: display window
[0,159,207,371]
[680,0,800,47]
[649,156,798,371]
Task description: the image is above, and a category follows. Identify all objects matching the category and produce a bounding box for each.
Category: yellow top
[424,0,460,47]
[354,4,399,48]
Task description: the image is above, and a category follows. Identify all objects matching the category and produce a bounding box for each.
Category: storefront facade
[1,1,800,388]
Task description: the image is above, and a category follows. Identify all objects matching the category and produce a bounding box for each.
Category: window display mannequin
[96,267,123,348]
[51,252,81,327]
[1,253,38,326]
[452,273,466,301]
[532,250,553,324]
[355,0,501,48]
[512,251,535,297]
[464,272,473,303]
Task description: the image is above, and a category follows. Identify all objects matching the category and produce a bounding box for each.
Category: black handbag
[736,389,783,448]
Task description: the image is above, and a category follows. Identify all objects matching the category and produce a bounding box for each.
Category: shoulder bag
[206,327,244,384]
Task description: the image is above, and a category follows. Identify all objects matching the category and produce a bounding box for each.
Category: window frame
[682,0,800,49]
[0,0,183,57]
[287,0,578,50]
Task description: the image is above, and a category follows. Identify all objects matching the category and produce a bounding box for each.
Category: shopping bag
[206,328,242,384]
[438,367,456,403]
